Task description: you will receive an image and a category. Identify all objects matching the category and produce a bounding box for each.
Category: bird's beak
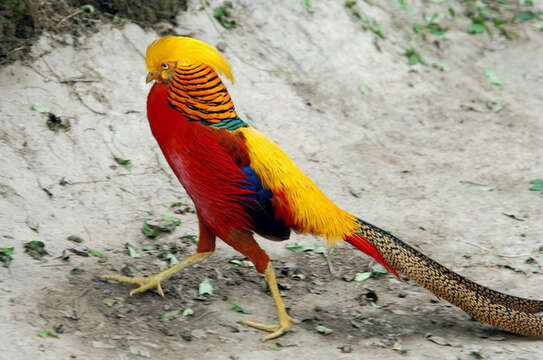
[146,72,159,83]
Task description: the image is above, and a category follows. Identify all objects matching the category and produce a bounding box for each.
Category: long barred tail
[346,217,543,337]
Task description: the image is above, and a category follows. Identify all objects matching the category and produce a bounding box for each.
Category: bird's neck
[166,63,240,126]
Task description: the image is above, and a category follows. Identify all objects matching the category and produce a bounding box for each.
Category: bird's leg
[221,231,298,340]
[104,214,216,296]
[103,251,213,296]
[242,262,300,341]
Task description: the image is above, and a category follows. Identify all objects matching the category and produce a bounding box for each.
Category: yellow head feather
[145,36,234,82]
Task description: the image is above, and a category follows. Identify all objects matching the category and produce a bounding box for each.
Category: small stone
[338,345,352,353]
[216,41,227,52]
[54,324,64,334]
[92,341,115,349]
[191,329,207,340]
[278,282,291,290]
[103,298,116,307]
[398,291,408,298]
[129,346,150,358]
[121,263,135,277]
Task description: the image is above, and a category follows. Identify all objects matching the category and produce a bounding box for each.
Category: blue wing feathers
[240,166,290,240]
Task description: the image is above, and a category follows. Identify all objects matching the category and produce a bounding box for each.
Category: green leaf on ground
[24,241,48,259]
[114,157,132,171]
[529,179,543,191]
[230,301,252,314]
[0,247,14,257]
[355,272,372,282]
[303,0,314,14]
[126,243,141,258]
[0,247,14,264]
[38,330,59,338]
[344,1,356,9]
[314,246,327,254]
[199,278,213,295]
[88,249,104,258]
[269,342,284,351]
[25,216,39,232]
[214,4,237,29]
[183,308,194,317]
[142,216,182,238]
[405,48,427,66]
[395,0,409,11]
[142,242,157,251]
[161,310,180,322]
[485,68,502,85]
[316,325,333,335]
[32,103,51,113]
[371,263,389,274]
[516,11,535,22]
[229,259,243,265]
[469,23,487,34]
[285,242,315,252]
[70,266,85,276]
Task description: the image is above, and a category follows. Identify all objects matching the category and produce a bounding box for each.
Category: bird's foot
[102,273,167,296]
[242,315,300,341]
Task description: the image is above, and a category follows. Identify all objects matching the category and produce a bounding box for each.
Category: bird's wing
[237,126,361,243]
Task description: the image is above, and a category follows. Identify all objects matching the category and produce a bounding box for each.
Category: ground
[1,1,543,359]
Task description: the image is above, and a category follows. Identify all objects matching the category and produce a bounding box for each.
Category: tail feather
[352,217,543,337]
[345,233,400,279]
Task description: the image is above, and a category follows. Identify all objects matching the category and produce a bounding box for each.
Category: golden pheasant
[105,36,543,340]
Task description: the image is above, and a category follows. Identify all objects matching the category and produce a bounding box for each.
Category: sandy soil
[1,1,543,359]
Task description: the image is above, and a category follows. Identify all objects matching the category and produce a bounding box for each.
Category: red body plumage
[147,83,253,239]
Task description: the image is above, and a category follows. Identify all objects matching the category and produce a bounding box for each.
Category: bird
[105,36,543,341]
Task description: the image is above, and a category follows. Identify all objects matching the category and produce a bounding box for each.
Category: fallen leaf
[303,0,314,14]
[371,263,388,274]
[24,241,48,259]
[67,235,84,243]
[316,325,333,335]
[161,310,180,322]
[529,179,543,191]
[183,308,194,317]
[32,103,51,113]
[405,48,427,66]
[114,157,133,171]
[38,330,59,338]
[0,247,14,265]
[88,249,104,258]
[502,212,525,222]
[485,68,502,86]
[25,216,39,232]
[314,246,327,254]
[230,301,252,314]
[70,267,85,276]
[355,272,372,282]
[285,242,315,252]
[426,335,451,346]
[142,242,157,251]
[199,278,213,295]
[469,23,486,34]
[126,243,141,258]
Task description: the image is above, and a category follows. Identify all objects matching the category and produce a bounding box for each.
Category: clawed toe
[103,274,165,296]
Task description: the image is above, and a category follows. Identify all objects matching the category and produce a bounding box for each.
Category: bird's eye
[161,63,169,70]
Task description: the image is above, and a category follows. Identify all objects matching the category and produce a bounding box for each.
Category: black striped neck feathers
[167,63,248,130]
